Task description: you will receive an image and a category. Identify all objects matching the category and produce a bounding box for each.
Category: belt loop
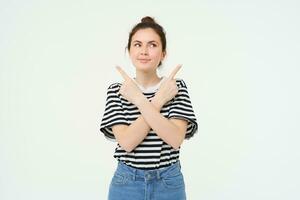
[157,170,160,180]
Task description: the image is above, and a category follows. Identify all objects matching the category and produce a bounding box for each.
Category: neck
[134,70,162,88]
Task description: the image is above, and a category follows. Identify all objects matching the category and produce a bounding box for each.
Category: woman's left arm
[135,97,188,150]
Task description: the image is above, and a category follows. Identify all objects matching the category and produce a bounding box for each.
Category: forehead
[132,28,161,43]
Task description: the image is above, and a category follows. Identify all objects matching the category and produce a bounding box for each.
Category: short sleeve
[99,83,129,141]
[168,79,198,139]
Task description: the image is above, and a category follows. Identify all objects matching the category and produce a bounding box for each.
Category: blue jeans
[108,161,186,200]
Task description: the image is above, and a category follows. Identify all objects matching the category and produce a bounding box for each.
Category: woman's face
[129,28,165,72]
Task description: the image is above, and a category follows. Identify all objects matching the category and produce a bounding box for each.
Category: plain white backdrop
[1,0,299,199]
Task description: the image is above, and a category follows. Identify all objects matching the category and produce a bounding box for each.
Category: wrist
[135,95,147,108]
[151,97,163,110]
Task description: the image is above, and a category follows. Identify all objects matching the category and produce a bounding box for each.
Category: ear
[161,51,167,61]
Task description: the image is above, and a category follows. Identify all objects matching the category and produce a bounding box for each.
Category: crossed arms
[112,65,188,153]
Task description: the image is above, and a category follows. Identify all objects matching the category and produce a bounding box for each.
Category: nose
[140,46,148,55]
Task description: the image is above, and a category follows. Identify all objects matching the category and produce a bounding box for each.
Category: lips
[138,59,151,63]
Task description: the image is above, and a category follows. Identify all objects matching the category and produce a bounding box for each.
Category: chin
[134,63,156,71]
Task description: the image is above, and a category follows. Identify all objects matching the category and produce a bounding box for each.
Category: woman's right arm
[112,101,162,153]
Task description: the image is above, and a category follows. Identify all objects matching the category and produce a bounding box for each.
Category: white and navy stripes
[100,78,198,169]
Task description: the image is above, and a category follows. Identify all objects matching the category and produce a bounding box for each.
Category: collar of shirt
[133,76,165,93]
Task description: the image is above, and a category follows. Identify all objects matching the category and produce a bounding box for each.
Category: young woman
[100,16,198,200]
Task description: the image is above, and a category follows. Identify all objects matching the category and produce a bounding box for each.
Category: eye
[133,43,141,47]
[149,43,157,48]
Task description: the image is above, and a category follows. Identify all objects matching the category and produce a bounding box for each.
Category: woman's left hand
[116,66,145,105]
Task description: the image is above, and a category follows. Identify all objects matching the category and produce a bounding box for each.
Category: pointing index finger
[168,64,182,80]
[116,66,131,81]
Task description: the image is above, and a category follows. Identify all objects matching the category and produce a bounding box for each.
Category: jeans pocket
[162,171,185,189]
[111,172,128,186]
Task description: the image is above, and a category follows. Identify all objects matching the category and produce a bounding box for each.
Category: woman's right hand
[152,65,182,107]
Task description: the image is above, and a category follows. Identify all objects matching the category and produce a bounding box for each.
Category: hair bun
[141,16,156,24]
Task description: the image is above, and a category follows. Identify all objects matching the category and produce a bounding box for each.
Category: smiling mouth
[138,59,151,63]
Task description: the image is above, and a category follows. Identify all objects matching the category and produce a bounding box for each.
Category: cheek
[129,50,138,59]
[150,49,163,59]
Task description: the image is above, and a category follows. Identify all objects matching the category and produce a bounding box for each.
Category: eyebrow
[132,40,158,44]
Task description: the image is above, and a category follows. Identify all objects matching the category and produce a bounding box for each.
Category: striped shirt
[100,77,198,169]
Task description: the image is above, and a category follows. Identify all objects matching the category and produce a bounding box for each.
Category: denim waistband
[115,161,181,181]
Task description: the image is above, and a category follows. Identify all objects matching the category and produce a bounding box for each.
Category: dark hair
[127,16,167,67]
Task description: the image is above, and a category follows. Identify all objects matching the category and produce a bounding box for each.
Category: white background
[1,0,299,199]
